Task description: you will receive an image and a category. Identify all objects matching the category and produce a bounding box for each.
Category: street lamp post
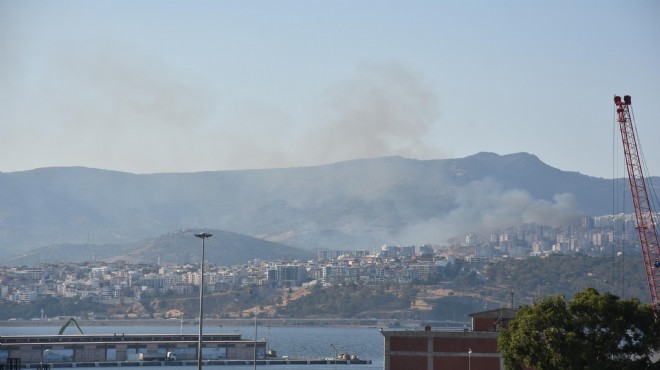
[194,232,212,370]
[329,343,338,370]
[468,348,472,370]
[249,289,258,370]
[41,349,50,370]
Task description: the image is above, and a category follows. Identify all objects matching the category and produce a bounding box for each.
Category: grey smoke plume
[210,61,449,170]
[397,178,582,244]
[1,42,216,173]
[304,62,447,164]
[1,47,448,173]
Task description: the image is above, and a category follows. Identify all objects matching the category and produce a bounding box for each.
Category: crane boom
[614,95,660,313]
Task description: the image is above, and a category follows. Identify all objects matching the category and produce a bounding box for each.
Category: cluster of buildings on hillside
[0,249,455,308]
[0,214,648,311]
[462,214,643,258]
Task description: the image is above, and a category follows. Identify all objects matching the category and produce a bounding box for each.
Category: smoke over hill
[0,152,642,260]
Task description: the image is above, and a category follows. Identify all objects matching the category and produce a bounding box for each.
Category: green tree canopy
[498,288,660,370]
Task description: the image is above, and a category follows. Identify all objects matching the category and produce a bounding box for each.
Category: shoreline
[0,318,468,331]
[0,318,385,328]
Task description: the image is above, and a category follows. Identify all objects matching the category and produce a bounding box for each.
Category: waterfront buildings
[0,333,266,364]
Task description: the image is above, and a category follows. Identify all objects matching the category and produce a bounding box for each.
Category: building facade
[381,308,518,370]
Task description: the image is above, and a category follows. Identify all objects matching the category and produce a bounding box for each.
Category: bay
[0,324,385,370]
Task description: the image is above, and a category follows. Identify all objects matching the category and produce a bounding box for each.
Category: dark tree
[498,288,660,370]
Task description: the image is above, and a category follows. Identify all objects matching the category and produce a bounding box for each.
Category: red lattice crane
[614,95,660,313]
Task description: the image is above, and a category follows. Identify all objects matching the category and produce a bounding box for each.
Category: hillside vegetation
[484,253,647,305]
[0,254,648,321]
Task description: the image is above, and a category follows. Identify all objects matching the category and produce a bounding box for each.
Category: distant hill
[0,152,653,261]
[107,229,315,266]
[6,229,314,266]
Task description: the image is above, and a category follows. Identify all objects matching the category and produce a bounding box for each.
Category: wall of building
[382,330,502,370]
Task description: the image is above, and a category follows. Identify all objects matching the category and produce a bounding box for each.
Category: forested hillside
[484,253,647,305]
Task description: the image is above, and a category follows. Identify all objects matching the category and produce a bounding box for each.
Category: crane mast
[614,95,660,313]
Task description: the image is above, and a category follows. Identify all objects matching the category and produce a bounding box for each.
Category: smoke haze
[0,37,586,249]
[1,37,447,174]
[304,62,447,165]
[397,178,582,244]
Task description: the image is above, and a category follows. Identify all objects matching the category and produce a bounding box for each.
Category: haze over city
[1,0,659,178]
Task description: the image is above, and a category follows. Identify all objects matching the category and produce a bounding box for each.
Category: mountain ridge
[0,152,651,260]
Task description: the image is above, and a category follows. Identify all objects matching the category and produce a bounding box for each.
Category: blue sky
[1,0,658,178]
